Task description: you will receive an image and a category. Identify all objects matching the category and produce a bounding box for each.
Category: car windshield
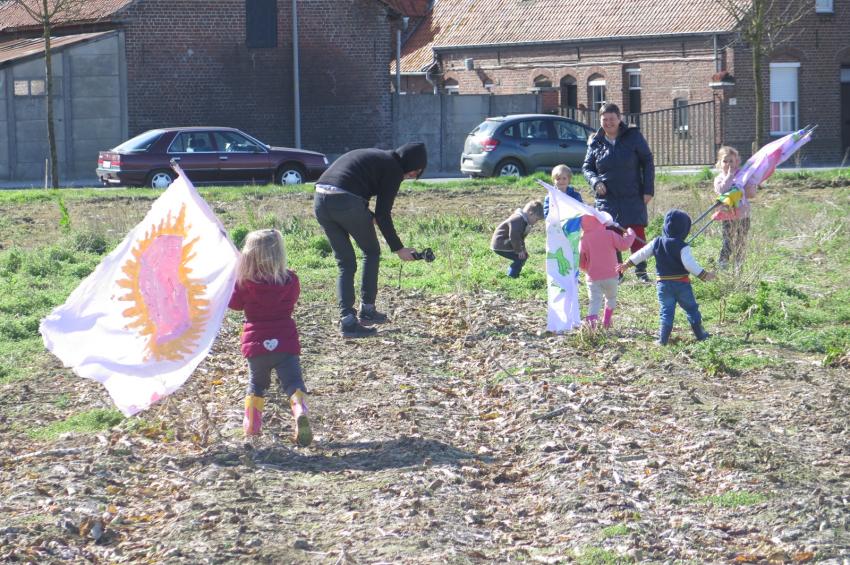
[113,130,165,152]
[470,120,500,137]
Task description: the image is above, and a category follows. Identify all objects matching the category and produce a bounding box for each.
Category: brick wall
[121,0,394,156]
[298,0,394,155]
[723,2,850,164]
[434,36,719,115]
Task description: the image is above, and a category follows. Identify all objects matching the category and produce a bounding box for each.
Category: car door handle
[219,156,228,160]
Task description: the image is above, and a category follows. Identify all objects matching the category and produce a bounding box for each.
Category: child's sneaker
[583,314,599,329]
[340,314,376,338]
[290,390,312,447]
[358,304,388,324]
[243,395,265,436]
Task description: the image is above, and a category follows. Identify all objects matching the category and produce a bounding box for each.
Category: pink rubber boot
[584,314,599,329]
[243,395,264,436]
[602,308,614,329]
[290,390,313,447]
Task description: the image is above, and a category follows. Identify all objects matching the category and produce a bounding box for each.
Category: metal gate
[559,101,717,166]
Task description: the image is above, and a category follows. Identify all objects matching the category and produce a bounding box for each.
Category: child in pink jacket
[579,216,635,328]
[713,146,757,270]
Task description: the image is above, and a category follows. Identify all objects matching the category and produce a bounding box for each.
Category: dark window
[673,98,689,135]
[519,120,551,140]
[114,129,165,152]
[246,0,278,48]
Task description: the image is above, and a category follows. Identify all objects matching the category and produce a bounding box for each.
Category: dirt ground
[0,184,848,564]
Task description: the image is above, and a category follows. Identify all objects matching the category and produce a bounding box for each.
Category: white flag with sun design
[40,168,239,416]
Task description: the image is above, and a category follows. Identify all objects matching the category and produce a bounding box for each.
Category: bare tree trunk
[42,0,59,188]
[752,47,763,153]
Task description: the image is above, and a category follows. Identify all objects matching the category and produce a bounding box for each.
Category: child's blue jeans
[494,249,526,278]
[657,281,702,328]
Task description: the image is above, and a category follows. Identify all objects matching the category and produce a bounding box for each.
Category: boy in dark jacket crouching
[490,200,544,278]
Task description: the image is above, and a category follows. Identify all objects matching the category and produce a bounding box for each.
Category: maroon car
[97,127,329,188]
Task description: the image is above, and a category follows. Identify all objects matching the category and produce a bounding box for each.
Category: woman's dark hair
[598,102,621,117]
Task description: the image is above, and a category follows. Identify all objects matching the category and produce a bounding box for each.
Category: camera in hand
[412,248,435,262]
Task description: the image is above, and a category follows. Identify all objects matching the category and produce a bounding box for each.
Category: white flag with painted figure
[540,180,614,332]
[40,167,239,416]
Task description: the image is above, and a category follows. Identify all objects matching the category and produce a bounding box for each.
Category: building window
[13,79,48,97]
[627,69,641,115]
[770,62,799,134]
[560,75,577,109]
[673,98,689,134]
[246,0,277,48]
[444,78,459,95]
[588,78,606,112]
[815,0,833,13]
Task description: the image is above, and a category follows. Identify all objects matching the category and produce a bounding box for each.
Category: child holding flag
[713,146,757,270]
[544,164,583,218]
[579,217,635,329]
[229,229,312,446]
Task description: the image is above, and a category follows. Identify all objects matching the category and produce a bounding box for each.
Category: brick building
[396,0,850,164]
[0,0,418,180]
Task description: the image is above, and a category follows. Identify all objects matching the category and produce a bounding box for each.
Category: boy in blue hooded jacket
[617,209,715,344]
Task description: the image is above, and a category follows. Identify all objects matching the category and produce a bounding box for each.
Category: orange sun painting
[116,205,210,362]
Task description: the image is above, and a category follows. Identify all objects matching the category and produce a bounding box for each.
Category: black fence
[559,101,717,166]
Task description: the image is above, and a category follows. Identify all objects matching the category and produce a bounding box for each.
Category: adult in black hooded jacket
[314,142,427,337]
[583,103,655,280]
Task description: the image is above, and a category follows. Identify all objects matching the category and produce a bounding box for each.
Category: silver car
[460,114,594,177]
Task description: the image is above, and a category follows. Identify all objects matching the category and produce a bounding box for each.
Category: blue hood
[662,209,692,240]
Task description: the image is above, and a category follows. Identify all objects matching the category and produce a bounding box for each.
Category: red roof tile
[0,31,115,65]
[379,0,430,17]
[400,0,743,72]
[0,0,135,33]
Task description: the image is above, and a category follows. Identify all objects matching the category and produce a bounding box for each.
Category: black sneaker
[635,272,652,283]
[340,314,376,338]
[358,305,388,324]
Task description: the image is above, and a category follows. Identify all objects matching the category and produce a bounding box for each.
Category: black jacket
[582,124,655,226]
[317,143,427,251]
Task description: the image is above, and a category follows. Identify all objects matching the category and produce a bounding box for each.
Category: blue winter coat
[582,123,655,226]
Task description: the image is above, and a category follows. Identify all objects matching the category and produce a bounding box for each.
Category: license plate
[102,160,111,169]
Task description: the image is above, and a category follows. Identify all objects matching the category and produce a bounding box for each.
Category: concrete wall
[66,32,126,177]
[0,69,8,179]
[393,93,540,173]
[2,32,124,181]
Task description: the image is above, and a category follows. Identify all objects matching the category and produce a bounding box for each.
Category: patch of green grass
[698,490,767,508]
[29,408,124,440]
[549,373,604,385]
[573,546,632,565]
[599,523,630,539]
[53,394,71,409]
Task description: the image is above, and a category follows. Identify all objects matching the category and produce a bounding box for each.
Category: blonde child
[229,229,312,446]
[544,165,583,218]
[713,146,757,270]
[579,217,635,328]
[491,200,544,277]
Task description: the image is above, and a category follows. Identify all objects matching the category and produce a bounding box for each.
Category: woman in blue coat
[582,103,655,281]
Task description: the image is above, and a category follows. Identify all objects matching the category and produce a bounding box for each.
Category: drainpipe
[713,34,720,72]
[292,0,301,148]
[396,27,402,94]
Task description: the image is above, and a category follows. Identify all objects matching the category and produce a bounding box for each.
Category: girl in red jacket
[229,229,312,446]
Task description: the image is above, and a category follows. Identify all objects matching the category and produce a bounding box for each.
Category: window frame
[588,78,607,112]
[769,62,800,135]
[246,0,278,49]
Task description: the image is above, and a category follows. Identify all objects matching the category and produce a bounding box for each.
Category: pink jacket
[712,171,756,221]
[579,216,636,281]
[228,272,301,358]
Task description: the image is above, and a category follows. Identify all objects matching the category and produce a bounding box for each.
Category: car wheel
[147,169,175,189]
[496,159,524,177]
[276,164,305,185]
